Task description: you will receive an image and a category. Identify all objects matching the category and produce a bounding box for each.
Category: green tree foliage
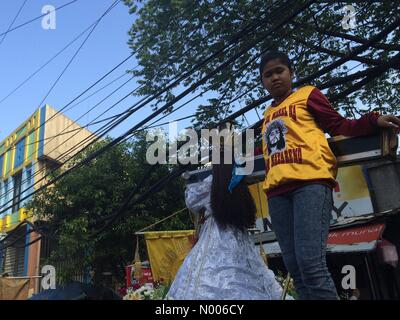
[27,131,192,285]
[124,0,399,128]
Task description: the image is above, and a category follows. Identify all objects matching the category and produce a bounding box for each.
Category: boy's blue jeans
[268,184,339,300]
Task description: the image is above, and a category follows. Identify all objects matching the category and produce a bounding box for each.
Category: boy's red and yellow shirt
[261,85,380,198]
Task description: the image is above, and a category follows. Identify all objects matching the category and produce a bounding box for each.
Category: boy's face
[261,58,293,100]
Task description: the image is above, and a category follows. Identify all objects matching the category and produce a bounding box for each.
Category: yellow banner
[248,182,269,218]
[335,165,370,200]
[144,230,195,285]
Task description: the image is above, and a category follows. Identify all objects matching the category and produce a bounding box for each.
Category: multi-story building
[0,104,92,296]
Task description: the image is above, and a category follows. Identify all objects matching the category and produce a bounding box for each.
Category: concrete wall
[42,105,94,163]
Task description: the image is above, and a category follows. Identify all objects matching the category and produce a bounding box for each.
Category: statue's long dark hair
[210,152,256,232]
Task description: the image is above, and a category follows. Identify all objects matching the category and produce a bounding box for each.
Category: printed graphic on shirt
[264,119,288,156]
[263,104,297,128]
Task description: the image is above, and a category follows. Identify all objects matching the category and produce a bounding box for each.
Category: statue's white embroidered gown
[166,176,291,300]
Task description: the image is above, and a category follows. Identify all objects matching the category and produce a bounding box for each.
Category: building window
[0,155,3,177]
[25,165,33,201]
[14,138,26,169]
[26,165,32,187]
[3,179,9,211]
[12,172,22,213]
[5,151,12,176]
[0,181,3,211]
[2,227,26,276]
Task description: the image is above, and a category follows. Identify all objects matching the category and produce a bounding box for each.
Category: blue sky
[0,0,135,141]
[1,1,397,148]
[0,0,229,143]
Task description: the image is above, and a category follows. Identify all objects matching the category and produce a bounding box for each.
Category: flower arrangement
[123,287,144,300]
[152,280,170,300]
[123,283,154,300]
[123,280,170,300]
[275,270,298,300]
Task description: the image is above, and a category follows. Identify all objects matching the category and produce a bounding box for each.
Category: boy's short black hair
[259,51,293,78]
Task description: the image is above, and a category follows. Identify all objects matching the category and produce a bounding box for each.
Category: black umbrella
[28,281,122,300]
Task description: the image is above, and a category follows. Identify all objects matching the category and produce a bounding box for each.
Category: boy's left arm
[307,88,400,136]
